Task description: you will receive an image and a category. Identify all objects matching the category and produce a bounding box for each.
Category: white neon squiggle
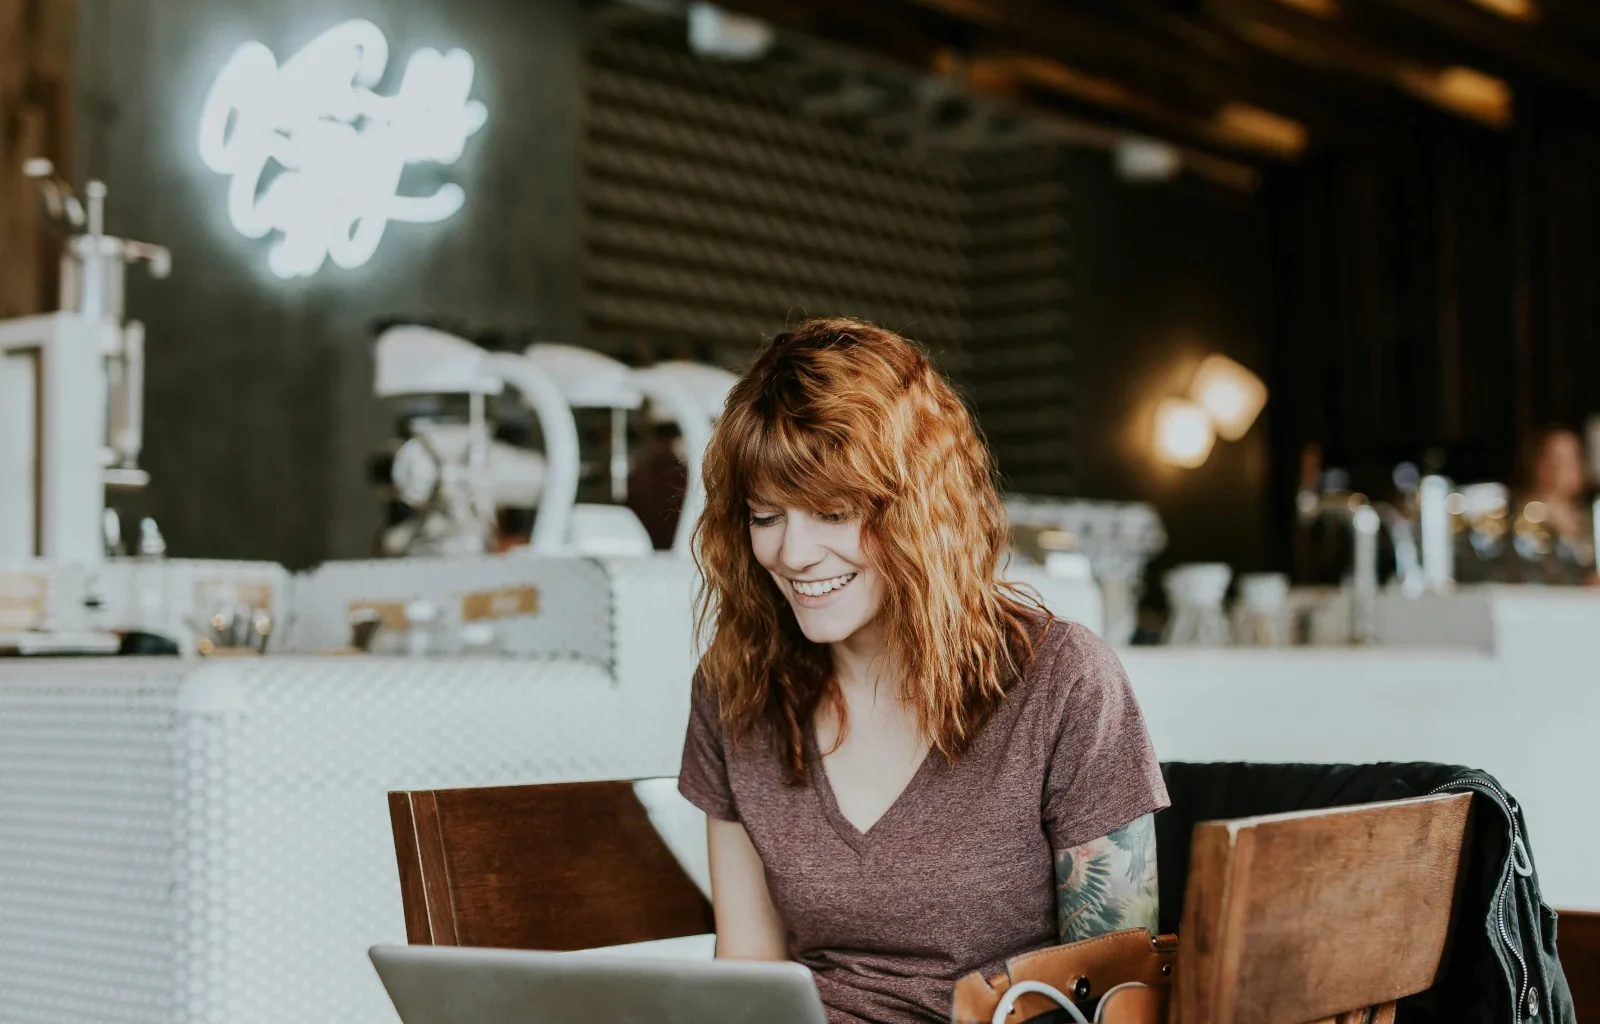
[198,20,487,279]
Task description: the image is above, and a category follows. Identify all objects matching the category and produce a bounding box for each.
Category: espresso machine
[0,160,169,563]
[372,328,669,558]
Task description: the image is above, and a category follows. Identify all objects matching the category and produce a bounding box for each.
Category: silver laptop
[369,945,829,1024]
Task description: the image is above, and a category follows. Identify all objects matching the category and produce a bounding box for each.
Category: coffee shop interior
[2,0,1599,1020]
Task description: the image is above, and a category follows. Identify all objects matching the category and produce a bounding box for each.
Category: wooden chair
[387,782,1478,1023]
[1176,791,1474,1024]
[387,780,713,950]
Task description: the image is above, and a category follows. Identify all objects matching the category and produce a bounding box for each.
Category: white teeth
[791,573,857,597]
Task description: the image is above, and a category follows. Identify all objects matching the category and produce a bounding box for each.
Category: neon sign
[198,20,487,279]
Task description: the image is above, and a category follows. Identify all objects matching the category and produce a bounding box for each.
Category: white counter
[0,556,700,1024]
[1125,622,1599,910]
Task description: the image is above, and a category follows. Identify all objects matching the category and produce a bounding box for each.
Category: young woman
[1516,425,1598,585]
[678,319,1168,1024]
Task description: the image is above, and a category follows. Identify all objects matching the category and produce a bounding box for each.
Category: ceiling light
[1270,0,1341,16]
[1437,67,1513,121]
[688,3,774,61]
[1398,65,1512,127]
[1464,0,1538,22]
[1190,354,1268,441]
[1154,398,1216,469]
[1115,136,1182,182]
[1215,103,1308,159]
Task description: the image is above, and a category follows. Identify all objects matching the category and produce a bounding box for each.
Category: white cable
[990,980,1089,1024]
[1093,983,1153,1023]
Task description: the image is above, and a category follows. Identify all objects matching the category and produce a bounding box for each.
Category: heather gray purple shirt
[678,618,1170,1024]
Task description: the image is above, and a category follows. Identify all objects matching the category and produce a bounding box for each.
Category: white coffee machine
[0,160,169,563]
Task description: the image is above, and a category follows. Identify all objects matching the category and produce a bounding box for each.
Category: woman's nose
[778,513,825,571]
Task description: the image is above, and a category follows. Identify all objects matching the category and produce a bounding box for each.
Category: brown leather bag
[950,929,1177,1024]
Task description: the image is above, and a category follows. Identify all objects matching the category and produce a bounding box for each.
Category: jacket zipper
[1429,774,1530,1019]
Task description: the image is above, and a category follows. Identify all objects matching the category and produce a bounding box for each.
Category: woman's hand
[707,817,788,960]
[1054,813,1159,942]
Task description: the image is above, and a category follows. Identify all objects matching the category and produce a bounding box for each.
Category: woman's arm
[706,817,788,960]
[1054,813,1159,943]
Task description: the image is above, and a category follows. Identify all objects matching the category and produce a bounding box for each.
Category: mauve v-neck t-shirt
[677,618,1170,1024]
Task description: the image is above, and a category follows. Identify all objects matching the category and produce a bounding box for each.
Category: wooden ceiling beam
[717,0,1285,171]
[1062,0,1413,143]
[1354,0,1600,98]
[1204,0,1521,127]
[958,50,1304,161]
[727,0,1359,149]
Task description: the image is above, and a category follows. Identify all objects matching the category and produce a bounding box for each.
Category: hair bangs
[734,411,884,516]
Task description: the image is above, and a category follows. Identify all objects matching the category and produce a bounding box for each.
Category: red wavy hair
[693,318,1042,783]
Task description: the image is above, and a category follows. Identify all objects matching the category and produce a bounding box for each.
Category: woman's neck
[829,617,891,698]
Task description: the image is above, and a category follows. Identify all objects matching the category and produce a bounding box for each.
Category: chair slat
[388,781,714,951]
[1178,792,1473,1024]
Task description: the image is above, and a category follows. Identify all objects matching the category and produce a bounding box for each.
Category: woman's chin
[794,618,852,645]
[790,607,867,646]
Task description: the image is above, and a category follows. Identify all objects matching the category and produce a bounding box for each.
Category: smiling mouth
[789,572,857,598]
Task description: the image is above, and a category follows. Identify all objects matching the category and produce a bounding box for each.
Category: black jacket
[1156,762,1575,1024]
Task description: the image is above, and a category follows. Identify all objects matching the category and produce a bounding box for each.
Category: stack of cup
[1232,572,1290,647]
[1162,563,1233,647]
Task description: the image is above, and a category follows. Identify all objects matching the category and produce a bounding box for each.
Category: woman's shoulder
[1017,617,1155,769]
[1022,615,1128,697]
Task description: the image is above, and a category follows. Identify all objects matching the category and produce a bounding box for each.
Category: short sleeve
[1041,624,1170,850]
[678,672,739,822]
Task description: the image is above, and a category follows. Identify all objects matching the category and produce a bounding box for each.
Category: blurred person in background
[627,418,689,551]
[678,319,1168,1024]
[1512,425,1597,585]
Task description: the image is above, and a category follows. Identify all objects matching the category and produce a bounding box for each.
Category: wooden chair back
[388,780,713,951]
[1560,910,1600,1024]
[1176,791,1474,1024]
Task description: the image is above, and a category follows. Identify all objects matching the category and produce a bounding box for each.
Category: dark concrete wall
[75,0,583,566]
[1063,151,1273,579]
[71,0,1274,577]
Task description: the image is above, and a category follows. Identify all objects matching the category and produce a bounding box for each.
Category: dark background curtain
[1263,89,1600,569]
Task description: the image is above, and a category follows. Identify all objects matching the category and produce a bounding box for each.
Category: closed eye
[748,512,782,528]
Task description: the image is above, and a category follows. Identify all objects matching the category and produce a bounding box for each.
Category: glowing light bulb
[198,20,487,278]
[1154,398,1216,469]
[1190,354,1268,441]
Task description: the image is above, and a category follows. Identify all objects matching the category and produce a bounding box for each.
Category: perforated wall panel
[964,146,1074,494]
[0,557,703,1024]
[0,662,192,1024]
[579,27,970,370]
[578,22,1076,492]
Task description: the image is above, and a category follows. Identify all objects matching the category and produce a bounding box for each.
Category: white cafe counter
[1127,585,1600,912]
[0,556,702,1024]
[1127,646,1595,905]
[0,577,1594,1024]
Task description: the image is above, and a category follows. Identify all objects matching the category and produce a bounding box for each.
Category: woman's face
[1534,431,1587,500]
[748,503,885,645]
